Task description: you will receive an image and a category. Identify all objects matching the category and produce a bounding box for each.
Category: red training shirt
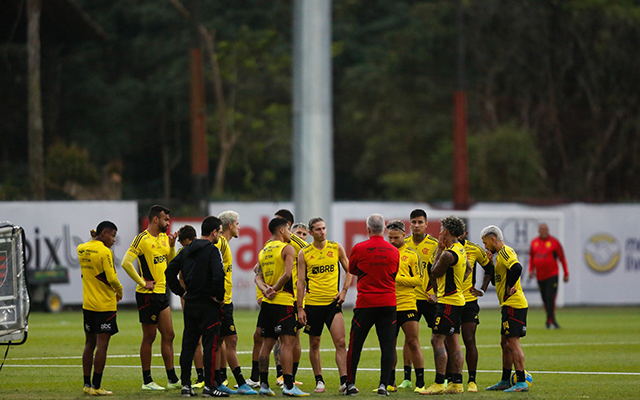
[349,235,399,308]
[529,235,569,281]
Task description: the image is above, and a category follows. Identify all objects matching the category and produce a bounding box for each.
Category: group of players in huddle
[78,206,530,397]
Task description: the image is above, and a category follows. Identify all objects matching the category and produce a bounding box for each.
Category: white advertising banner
[0,201,138,305]
[3,201,638,308]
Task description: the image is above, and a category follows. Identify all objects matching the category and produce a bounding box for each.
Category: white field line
[7,340,640,361]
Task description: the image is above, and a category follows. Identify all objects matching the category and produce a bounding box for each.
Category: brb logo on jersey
[153,254,167,264]
[311,264,335,275]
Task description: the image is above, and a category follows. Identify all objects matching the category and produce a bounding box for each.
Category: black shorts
[416,299,436,328]
[501,306,528,338]
[461,300,480,325]
[221,302,237,336]
[433,303,463,336]
[136,292,170,324]
[258,302,298,339]
[83,309,119,335]
[396,309,419,335]
[303,300,342,337]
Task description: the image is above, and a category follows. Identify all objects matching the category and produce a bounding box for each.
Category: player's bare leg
[157,307,176,370]
[461,322,478,386]
[402,321,424,388]
[140,323,158,372]
[309,335,322,376]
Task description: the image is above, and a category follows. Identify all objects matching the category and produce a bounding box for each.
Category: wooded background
[2,0,639,207]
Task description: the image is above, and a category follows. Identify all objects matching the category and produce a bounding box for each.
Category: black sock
[416,368,424,388]
[292,362,299,379]
[445,371,453,382]
[468,371,476,383]
[315,374,324,384]
[516,370,525,383]
[403,365,412,381]
[390,369,395,385]
[215,370,222,387]
[276,365,283,378]
[197,368,205,383]
[233,366,246,386]
[92,372,103,389]
[284,374,294,390]
[143,370,153,385]
[167,368,179,384]
[435,373,445,384]
[220,367,227,382]
[340,375,348,386]
[84,375,91,387]
[251,361,260,381]
[452,373,462,384]
[260,372,269,388]
[502,368,512,382]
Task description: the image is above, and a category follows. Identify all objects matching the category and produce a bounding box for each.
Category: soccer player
[215,210,257,395]
[296,217,352,393]
[481,225,530,393]
[529,223,569,329]
[401,209,438,389]
[254,217,309,397]
[386,220,425,393]
[420,216,471,395]
[456,230,494,392]
[121,205,179,391]
[291,222,308,241]
[345,214,399,396]
[166,216,228,398]
[273,209,306,387]
[79,221,122,396]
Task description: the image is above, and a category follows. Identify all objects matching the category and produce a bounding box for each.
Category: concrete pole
[292,0,334,228]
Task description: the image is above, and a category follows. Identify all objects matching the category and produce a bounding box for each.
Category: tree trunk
[27,0,45,200]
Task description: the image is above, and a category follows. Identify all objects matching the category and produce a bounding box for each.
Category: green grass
[0,306,639,399]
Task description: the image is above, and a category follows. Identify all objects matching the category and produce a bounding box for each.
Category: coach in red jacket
[344,214,399,396]
[529,223,569,329]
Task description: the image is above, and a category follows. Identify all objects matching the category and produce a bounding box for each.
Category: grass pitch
[0,306,639,399]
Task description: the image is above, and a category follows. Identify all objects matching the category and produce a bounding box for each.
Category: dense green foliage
[1,307,639,399]
[2,0,639,203]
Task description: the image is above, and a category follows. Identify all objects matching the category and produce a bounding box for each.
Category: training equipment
[344,384,359,396]
[283,386,310,397]
[419,383,445,395]
[181,385,197,397]
[510,371,533,388]
[398,380,412,389]
[444,383,463,394]
[89,387,113,396]
[237,383,258,395]
[203,386,230,397]
[217,384,237,394]
[141,382,165,391]
[504,382,530,392]
[485,380,511,391]
[258,387,275,396]
[167,381,182,389]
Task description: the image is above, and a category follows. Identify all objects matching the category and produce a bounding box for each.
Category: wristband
[480,289,485,294]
